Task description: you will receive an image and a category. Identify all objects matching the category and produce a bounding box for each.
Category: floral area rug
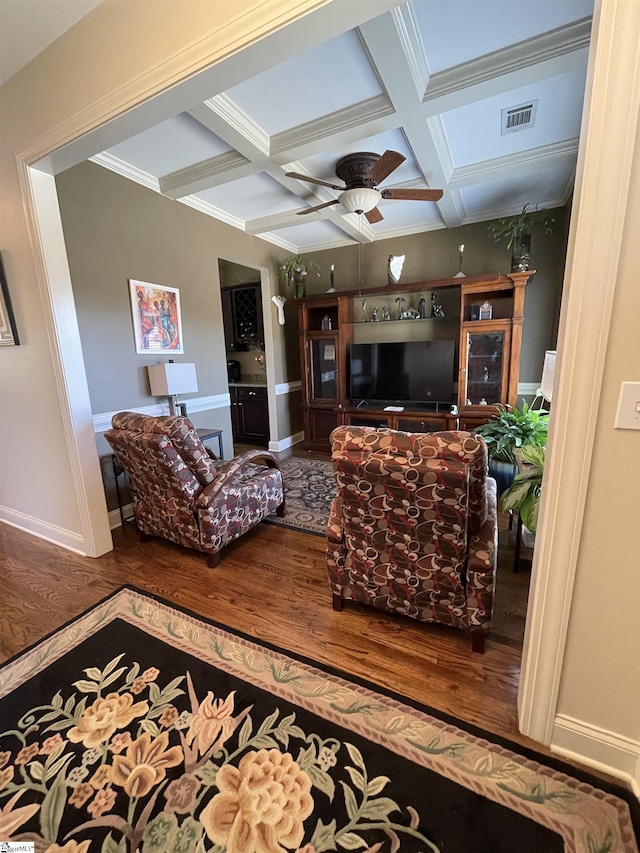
[0,588,638,853]
[266,457,335,536]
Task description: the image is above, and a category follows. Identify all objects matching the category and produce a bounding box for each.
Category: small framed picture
[0,254,20,346]
[469,304,481,321]
[479,300,493,320]
[129,279,184,354]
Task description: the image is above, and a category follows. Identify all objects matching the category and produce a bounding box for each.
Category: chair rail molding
[517,0,640,769]
[92,393,231,434]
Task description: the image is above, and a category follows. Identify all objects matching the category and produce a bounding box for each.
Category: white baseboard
[0,505,86,554]
[269,431,305,453]
[108,504,134,530]
[552,713,640,793]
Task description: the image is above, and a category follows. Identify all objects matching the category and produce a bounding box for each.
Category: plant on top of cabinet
[488,204,557,272]
[280,255,321,298]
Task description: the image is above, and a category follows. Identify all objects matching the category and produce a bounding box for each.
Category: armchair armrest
[196,450,280,510]
[466,477,498,632]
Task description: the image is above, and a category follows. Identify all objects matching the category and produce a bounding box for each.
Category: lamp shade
[540,350,556,402]
[148,362,198,396]
[338,187,381,214]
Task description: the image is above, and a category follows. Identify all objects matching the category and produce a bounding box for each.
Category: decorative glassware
[454,244,466,278]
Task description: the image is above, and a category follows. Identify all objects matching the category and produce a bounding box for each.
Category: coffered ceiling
[92,0,593,252]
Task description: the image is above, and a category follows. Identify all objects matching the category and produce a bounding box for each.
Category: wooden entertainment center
[297,271,534,451]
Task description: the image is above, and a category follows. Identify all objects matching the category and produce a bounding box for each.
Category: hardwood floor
[2,510,524,730]
[0,506,618,785]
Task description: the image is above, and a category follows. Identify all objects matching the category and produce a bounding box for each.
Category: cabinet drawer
[396,416,446,434]
[233,385,267,400]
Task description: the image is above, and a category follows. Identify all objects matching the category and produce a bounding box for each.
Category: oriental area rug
[1,589,638,853]
[266,457,336,536]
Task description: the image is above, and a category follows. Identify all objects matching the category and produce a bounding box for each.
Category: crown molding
[461,197,565,225]
[160,150,253,198]
[255,231,298,251]
[178,195,245,230]
[448,138,580,189]
[204,94,270,157]
[424,17,592,103]
[89,153,161,193]
[270,94,395,161]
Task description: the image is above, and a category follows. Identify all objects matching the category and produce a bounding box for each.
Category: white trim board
[552,714,640,793]
[0,506,86,555]
[93,393,231,433]
[268,431,305,453]
[108,504,134,530]
[518,0,640,750]
[275,380,302,395]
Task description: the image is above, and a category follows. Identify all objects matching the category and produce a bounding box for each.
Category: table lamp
[539,350,556,402]
[148,361,198,416]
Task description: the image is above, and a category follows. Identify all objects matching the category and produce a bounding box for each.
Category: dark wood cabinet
[297,272,534,450]
[230,385,269,444]
[222,283,263,352]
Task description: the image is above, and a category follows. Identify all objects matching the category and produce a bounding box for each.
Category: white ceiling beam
[160,151,254,198]
[358,11,464,227]
[269,95,397,163]
[90,153,161,193]
[424,18,590,104]
[447,138,580,190]
[245,208,333,235]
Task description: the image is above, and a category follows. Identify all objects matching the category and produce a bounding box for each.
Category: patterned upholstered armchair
[105,412,284,567]
[327,427,497,652]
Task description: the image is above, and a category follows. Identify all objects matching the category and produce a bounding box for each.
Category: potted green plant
[501,443,545,534]
[474,400,549,494]
[488,204,557,272]
[280,255,321,298]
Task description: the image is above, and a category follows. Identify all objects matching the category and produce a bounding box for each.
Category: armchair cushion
[111,412,217,484]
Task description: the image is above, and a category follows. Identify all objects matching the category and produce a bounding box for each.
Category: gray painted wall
[55,161,297,509]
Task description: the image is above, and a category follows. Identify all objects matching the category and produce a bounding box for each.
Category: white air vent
[501,99,538,135]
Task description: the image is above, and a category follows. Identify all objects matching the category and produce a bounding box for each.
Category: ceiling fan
[285,150,443,223]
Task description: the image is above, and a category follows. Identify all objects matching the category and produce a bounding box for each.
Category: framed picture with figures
[129,279,184,354]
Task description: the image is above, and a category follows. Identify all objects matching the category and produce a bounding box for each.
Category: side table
[196,428,224,459]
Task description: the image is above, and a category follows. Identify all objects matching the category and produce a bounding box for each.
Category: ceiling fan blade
[366,150,406,184]
[365,207,384,224]
[296,199,340,215]
[285,171,345,191]
[381,187,444,202]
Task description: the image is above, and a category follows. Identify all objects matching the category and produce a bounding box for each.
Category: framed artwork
[0,253,20,346]
[128,279,184,354]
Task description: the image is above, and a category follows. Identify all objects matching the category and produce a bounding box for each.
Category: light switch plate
[614,382,640,430]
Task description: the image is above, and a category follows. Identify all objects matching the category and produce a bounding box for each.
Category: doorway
[218,260,270,451]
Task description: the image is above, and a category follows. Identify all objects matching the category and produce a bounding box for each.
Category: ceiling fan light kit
[338,187,381,214]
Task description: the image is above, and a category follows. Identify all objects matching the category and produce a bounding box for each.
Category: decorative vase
[511,233,531,272]
[489,459,517,496]
[293,272,306,299]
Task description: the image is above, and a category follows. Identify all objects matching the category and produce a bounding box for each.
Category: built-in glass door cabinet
[299,296,352,451]
[457,272,531,430]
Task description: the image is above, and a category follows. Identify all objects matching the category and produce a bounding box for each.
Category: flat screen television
[349,340,456,406]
